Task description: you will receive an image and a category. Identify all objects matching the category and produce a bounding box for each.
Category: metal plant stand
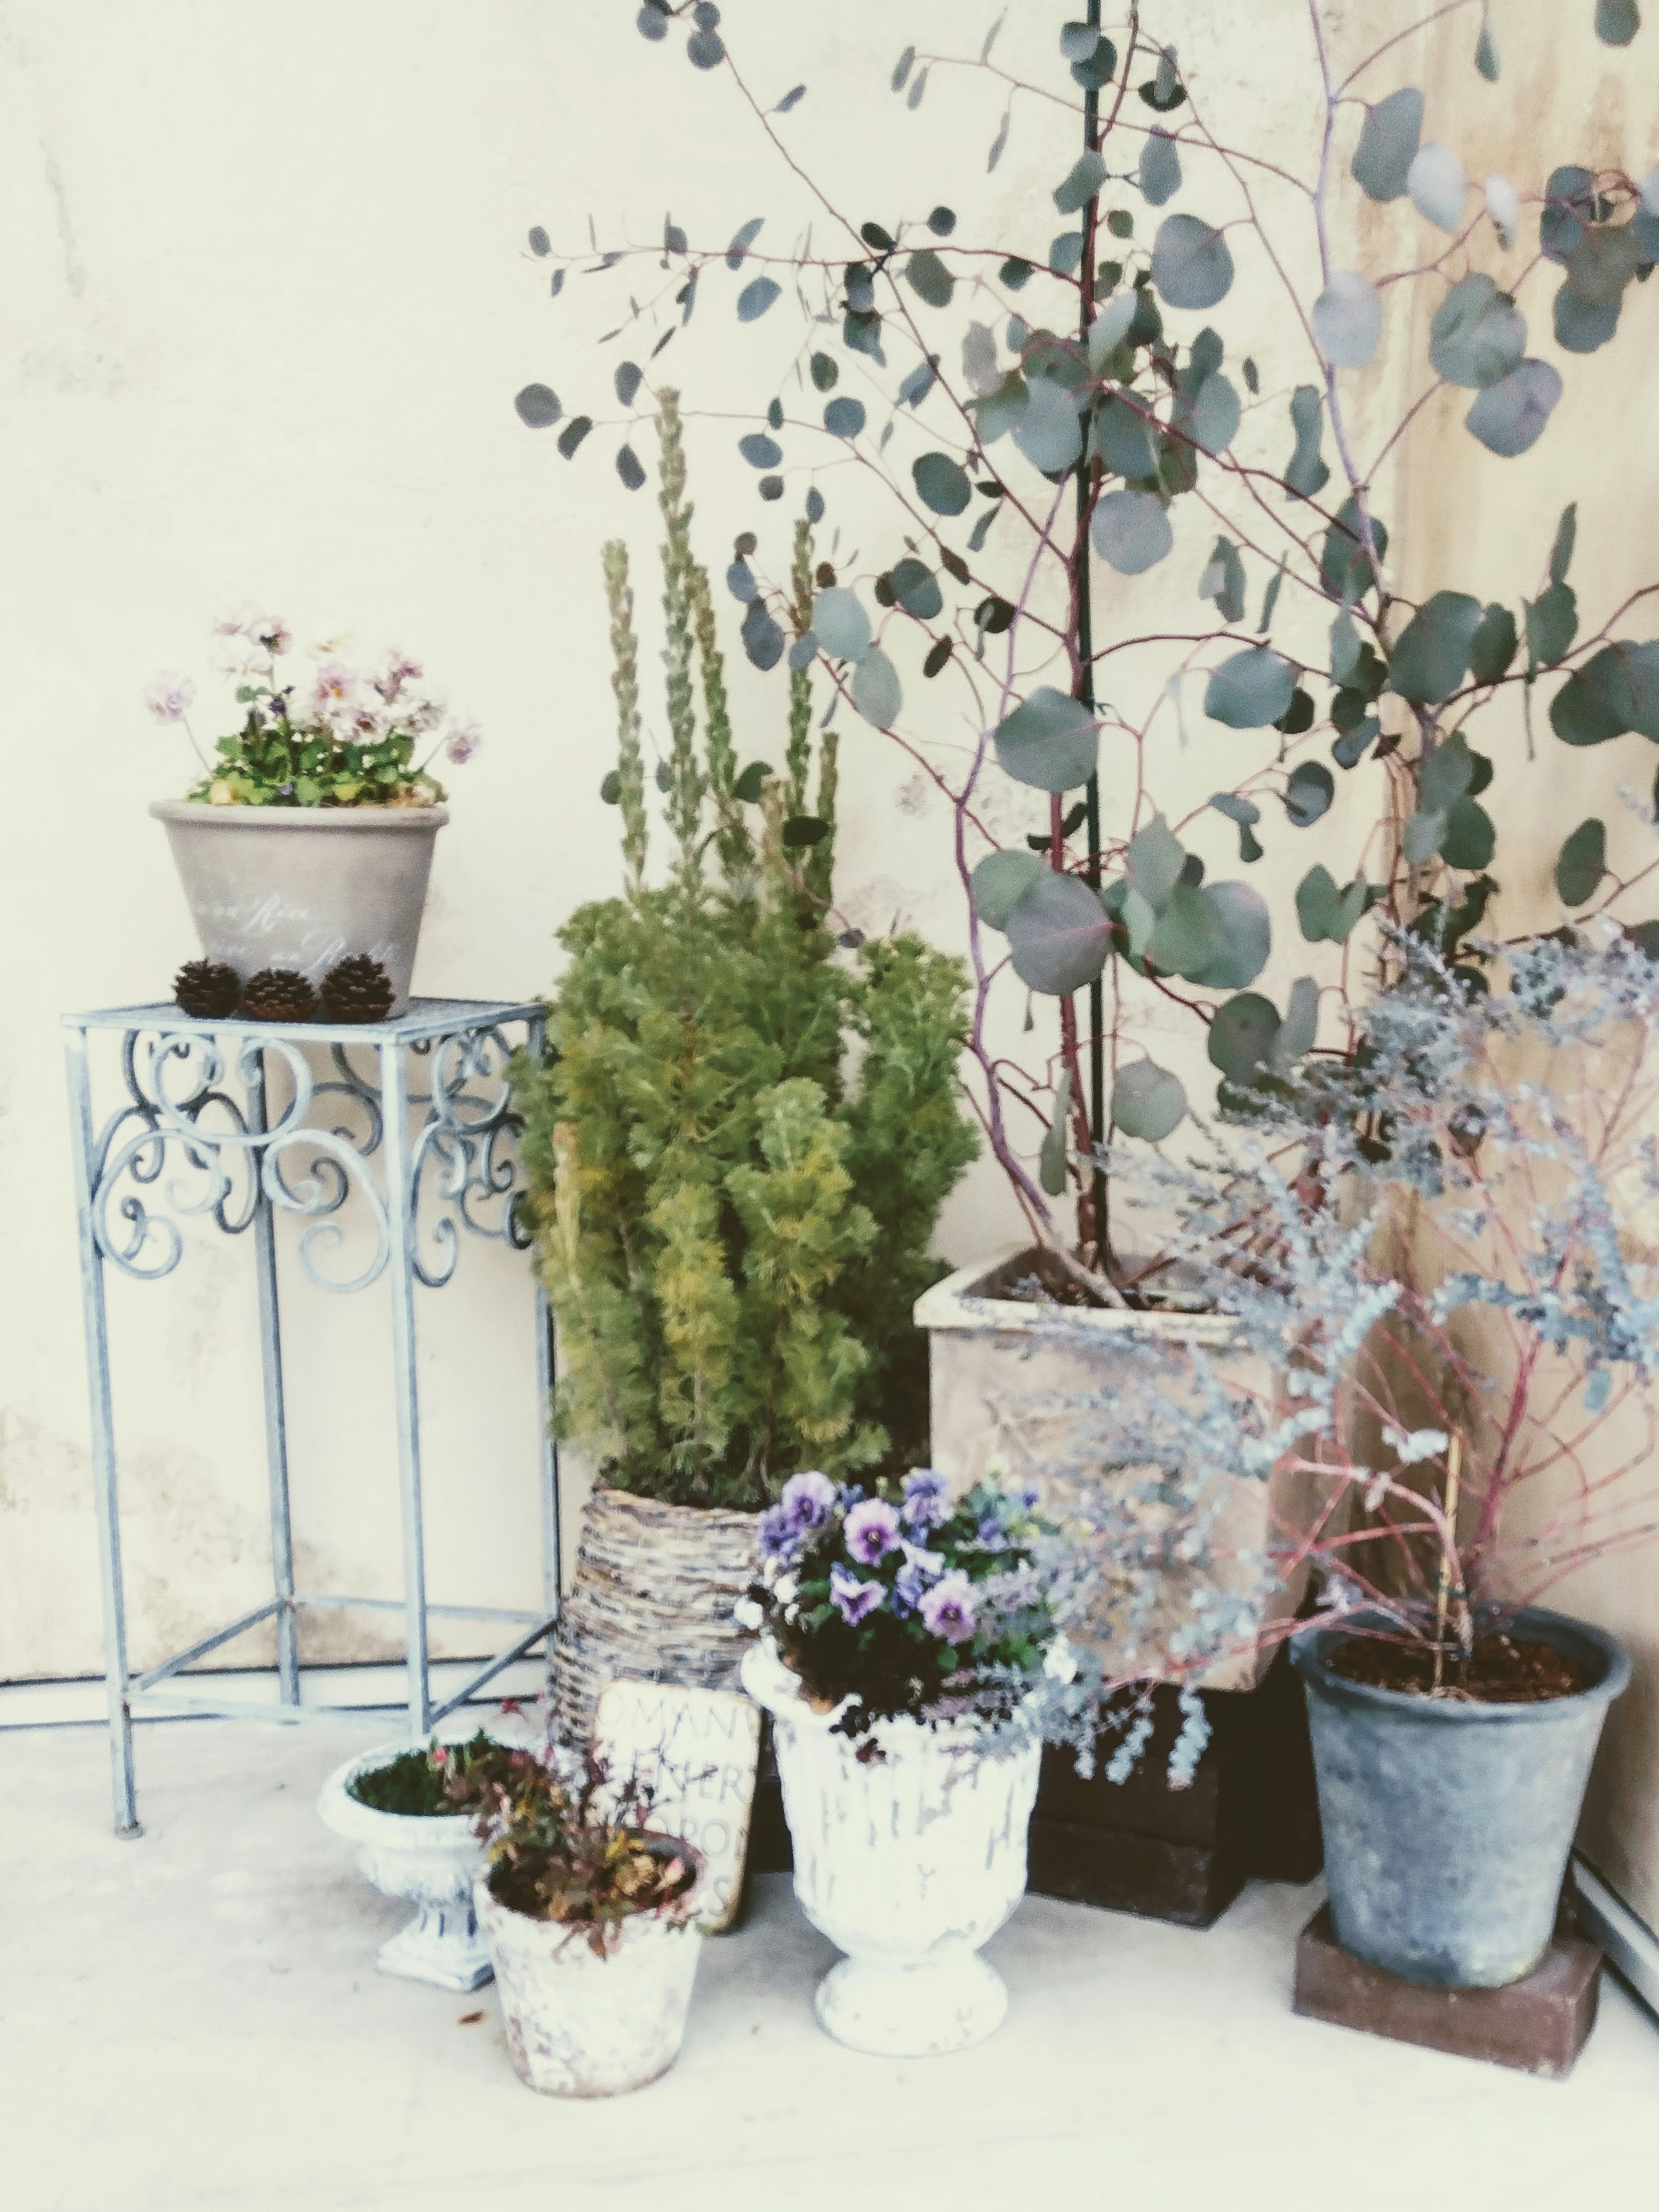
[63,997,559,1838]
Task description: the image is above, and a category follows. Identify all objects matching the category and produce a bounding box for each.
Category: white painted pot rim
[151,798,449,833]
[913,1242,1237,1349]
[316,1741,477,1847]
[741,1637,1017,1758]
[477,1837,710,1940]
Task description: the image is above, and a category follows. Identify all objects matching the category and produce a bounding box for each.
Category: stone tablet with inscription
[593,1680,763,1934]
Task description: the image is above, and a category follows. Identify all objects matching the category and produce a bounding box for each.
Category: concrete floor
[5,1718,1658,2212]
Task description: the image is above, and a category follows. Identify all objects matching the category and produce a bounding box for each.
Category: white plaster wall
[4,2,1659,1931]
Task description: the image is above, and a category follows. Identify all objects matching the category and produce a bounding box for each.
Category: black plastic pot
[1291,1607,1630,1989]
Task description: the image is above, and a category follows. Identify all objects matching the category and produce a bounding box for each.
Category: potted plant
[316,1730,500,1991]
[145,613,481,1012]
[739,1467,1074,2055]
[513,397,978,1743]
[525,6,1659,1671]
[440,1736,707,2097]
[1065,929,1649,1988]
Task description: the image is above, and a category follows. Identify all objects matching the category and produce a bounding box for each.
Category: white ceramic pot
[477,1847,707,2097]
[153,798,448,1016]
[317,1742,491,1991]
[741,1639,1040,2057]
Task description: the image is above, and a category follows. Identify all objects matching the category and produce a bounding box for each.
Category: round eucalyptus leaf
[736,276,781,322]
[912,451,972,515]
[1540,165,1597,265]
[1476,13,1500,79]
[1284,762,1335,828]
[1441,795,1495,870]
[823,397,866,438]
[1276,977,1321,1069]
[757,476,784,503]
[1388,590,1483,704]
[733,759,773,803]
[514,383,562,429]
[805,486,825,525]
[1090,394,1158,479]
[787,632,817,673]
[929,205,957,235]
[962,321,1001,397]
[971,848,1046,930]
[1208,994,1281,1083]
[1087,293,1138,369]
[1092,489,1173,575]
[726,216,764,270]
[1185,879,1271,989]
[636,3,668,37]
[600,769,622,804]
[1428,273,1526,387]
[994,687,1099,793]
[1553,279,1622,355]
[1054,150,1109,216]
[1468,602,1519,684]
[1285,385,1330,498]
[782,815,829,849]
[1551,642,1659,745]
[1188,371,1241,455]
[1313,271,1382,368]
[1112,1059,1188,1142]
[890,558,942,620]
[1012,377,1084,474]
[1204,647,1295,729]
[1351,87,1424,202]
[1407,141,1468,232]
[686,25,725,68]
[852,645,902,727]
[1004,870,1116,993]
[1140,130,1182,206]
[906,248,956,309]
[1567,222,1643,306]
[1555,817,1607,906]
[1464,359,1562,456]
[1147,882,1228,981]
[1596,0,1640,46]
[725,559,758,603]
[810,352,839,394]
[615,444,646,491]
[1319,496,1388,601]
[741,597,785,672]
[1151,214,1234,309]
[812,587,871,661]
[739,432,783,469]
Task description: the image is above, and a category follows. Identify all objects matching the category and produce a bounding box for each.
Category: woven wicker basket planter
[550,1483,761,1746]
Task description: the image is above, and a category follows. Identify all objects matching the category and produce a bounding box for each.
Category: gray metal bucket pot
[153,799,448,1016]
[1291,1607,1629,1989]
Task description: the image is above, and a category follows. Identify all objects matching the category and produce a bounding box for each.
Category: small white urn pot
[477,1849,708,2097]
[741,1639,1041,2058]
[317,1743,492,1993]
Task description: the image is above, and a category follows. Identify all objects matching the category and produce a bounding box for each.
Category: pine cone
[172,958,241,1019]
[319,953,395,1025]
[240,968,318,1023]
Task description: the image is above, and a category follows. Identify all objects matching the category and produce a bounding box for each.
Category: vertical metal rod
[247,1043,300,1706]
[1080,0,1109,1263]
[381,1036,431,1739]
[64,1024,142,1837]
[526,1013,562,1623]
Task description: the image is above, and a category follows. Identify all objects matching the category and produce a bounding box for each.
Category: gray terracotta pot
[152,798,448,1016]
[1292,1606,1630,1989]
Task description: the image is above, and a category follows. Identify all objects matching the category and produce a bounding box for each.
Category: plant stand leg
[814,1949,1009,2058]
[248,1045,300,1707]
[65,1026,141,1838]
[376,1895,494,1993]
[381,1040,431,1741]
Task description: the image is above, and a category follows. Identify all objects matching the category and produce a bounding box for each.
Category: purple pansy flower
[759,1504,799,1562]
[920,1571,979,1645]
[1016,1481,1041,1512]
[843,1497,902,1567]
[976,1513,1009,1552]
[901,1468,949,1530]
[830,1563,884,1626]
[892,1540,944,1618]
[779,1469,837,1534]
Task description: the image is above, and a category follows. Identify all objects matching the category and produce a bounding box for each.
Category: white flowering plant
[144,609,481,808]
[743,1467,1076,1742]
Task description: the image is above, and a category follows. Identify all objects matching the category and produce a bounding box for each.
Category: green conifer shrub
[515,394,978,1511]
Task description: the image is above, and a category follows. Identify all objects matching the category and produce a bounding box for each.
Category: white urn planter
[317,1742,491,1991]
[477,1847,708,2097]
[153,799,447,1016]
[916,1244,1312,1691]
[741,1638,1040,2057]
